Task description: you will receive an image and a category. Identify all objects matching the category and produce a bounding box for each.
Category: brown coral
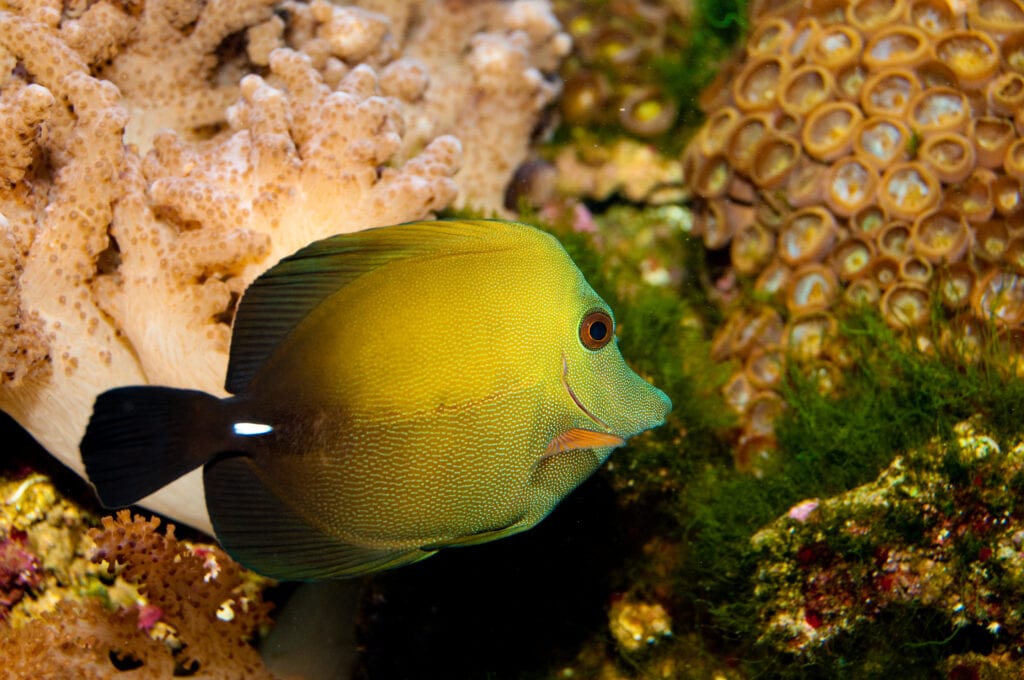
[1,511,273,678]
[683,0,1024,452]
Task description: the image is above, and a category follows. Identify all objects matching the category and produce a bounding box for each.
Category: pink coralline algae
[787,499,819,523]
[0,529,42,617]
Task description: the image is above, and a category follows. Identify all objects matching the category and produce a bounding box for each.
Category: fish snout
[626,380,672,438]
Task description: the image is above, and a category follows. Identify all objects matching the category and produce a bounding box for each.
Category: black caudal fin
[80,386,230,508]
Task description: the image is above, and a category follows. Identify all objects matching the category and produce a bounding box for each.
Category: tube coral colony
[687,0,1024,453]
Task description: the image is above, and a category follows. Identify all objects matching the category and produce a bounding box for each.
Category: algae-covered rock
[752,420,1024,674]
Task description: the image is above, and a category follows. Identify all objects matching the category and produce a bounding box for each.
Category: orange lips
[545,428,625,457]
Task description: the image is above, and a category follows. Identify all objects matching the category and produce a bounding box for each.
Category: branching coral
[0,0,568,530]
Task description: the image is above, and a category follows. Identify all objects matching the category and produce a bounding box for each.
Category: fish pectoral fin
[204,456,433,580]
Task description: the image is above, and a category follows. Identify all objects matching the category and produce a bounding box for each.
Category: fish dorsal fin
[226,219,518,394]
[204,456,435,580]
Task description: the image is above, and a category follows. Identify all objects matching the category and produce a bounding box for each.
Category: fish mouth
[539,354,625,461]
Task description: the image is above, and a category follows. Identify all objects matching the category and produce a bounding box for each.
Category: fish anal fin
[204,457,432,580]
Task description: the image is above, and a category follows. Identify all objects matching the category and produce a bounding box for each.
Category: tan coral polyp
[699,199,734,249]
[699,107,742,157]
[852,204,887,235]
[846,276,881,305]
[787,159,828,207]
[619,88,678,137]
[731,307,784,356]
[867,255,901,289]
[779,65,835,117]
[910,87,970,134]
[785,312,837,362]
[744,391,786,438]
[784,18,822,61]
[733,56,789,112]
[974,219,1010,261]
[778,206,838,265]
[994,175,1024,216]
[750,134,802,189]
[809,25,863,69]
[938,262,976,308]
[935,30,1000,88]
[861,69,921,117]
[848,0,908,34]
[879,161,941,220]
[878,221,912,257]
[727,114,771,173]
[831,236,876,280]
[1001,31,1024,73]
[987,72,1024,116]
[947,169,997,223]
[754,259,792,299]
[695,153,733,198]
[881,282,931,328]
[731,223,776,275]
[898,254,933,283]
[836,62,869,100]
[1006,237,1024,272]
[968,0,1024,40]
[863,26,931,71]
[971,117,1016,169]
[823,156,878,217]
[853,116,910,169]
[972,268,1024,326]
[746,345,785,389]
[907,0,955,35]
[787,264,839,315]
[802,102,863,162]
[1003,139,1024,179]
[911,207,971,263]
[723,371,756,415]
[918,132,975,184]
[748,17,794,57]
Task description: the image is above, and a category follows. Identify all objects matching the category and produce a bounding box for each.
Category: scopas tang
[80,219,671,580]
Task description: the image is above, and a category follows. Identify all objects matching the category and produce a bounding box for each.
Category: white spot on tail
[233,422,273,436]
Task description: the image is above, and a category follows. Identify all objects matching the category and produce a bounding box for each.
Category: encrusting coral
[681,0,1024,456]
[0,0,568,530]
[0,495,274,679]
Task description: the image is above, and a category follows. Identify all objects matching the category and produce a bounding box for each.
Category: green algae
[671,307,1024,675]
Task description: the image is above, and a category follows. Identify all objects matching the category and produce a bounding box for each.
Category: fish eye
[579,310,613,350]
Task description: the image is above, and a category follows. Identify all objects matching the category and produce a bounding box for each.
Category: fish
[80,219,672,580]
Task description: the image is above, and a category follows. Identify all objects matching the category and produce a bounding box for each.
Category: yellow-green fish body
[81,220,671,580]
